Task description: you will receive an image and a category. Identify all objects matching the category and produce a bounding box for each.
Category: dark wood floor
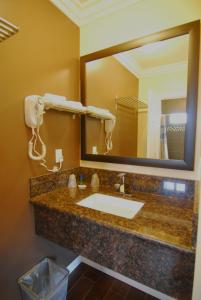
[67,263,157,300]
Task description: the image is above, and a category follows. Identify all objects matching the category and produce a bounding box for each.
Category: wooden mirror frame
[80,20,200,170]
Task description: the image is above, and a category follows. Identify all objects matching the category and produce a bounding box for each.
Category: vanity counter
[30,186,194,251]
[30,167,197,299]
[31,186,195,299]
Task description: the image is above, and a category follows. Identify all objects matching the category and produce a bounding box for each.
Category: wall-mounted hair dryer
[25,94,116,171]
[86,105,116,154]
[25,94,86,172]
[104,119,116,154]
[25,96,46,161]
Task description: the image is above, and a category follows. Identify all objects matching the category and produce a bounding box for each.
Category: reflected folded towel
[44,93,66,102]
[87,105,115,120]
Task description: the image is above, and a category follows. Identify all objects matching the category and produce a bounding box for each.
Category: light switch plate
[55,149,63,163]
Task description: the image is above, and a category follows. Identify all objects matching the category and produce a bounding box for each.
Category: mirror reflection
[85,34,189,160]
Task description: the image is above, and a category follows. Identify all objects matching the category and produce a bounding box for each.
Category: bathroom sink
[77,193,144,219]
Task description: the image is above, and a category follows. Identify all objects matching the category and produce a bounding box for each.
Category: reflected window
[163,181,175,191]
[169,113,187,124]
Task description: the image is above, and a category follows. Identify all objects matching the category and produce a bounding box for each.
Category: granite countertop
[30,186,194,252]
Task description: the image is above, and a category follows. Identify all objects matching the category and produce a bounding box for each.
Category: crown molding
[50,0,142,27]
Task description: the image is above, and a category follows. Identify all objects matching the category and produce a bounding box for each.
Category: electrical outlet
[92,146,98,154]
[55,149,63,163]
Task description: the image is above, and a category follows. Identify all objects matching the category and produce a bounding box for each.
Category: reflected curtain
[160,115,169,159]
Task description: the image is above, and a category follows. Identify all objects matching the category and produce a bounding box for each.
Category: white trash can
[18,258,69,300]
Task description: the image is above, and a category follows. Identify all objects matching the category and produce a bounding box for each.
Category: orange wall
[0,0,79,299]
[86,56,139,156]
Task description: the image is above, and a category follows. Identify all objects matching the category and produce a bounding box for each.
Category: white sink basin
[77,193,144,219]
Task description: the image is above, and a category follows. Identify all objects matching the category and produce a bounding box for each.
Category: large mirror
[81,21,200,170]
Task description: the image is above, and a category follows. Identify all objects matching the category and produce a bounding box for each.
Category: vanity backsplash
[30,167,195,206]
[79,167,195,198]
[30,167,80,197]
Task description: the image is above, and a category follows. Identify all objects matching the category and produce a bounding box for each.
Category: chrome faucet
[117,173,126,193]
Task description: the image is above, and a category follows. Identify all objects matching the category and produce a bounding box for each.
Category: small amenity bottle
[91,173,100,188]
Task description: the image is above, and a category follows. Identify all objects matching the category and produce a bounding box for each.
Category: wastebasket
[18,258,69,300]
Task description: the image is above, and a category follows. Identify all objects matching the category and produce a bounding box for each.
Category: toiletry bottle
[91,173,100,188]
[79,174,85,185]
[78,174,87,189]
[68,174,77,188]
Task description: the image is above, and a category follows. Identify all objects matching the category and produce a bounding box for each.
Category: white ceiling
[50,0,143,26]
[50,0,189,78]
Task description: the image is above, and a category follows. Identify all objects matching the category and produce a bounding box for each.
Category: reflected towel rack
[115,96,148,111]
[0,17,19,43]
[166,124,186,132]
